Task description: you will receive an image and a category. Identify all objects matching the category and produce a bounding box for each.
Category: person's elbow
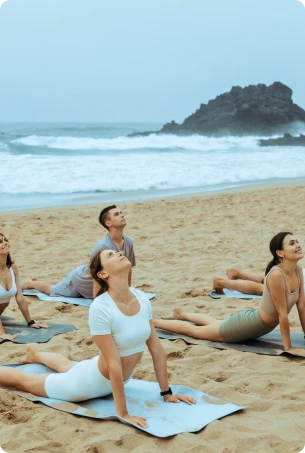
[16,296,26,307]
[278,311,289,323]
[150,344,167,362]
[107,359,123,376]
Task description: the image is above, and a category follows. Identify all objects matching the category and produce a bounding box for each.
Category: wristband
[28,320,35,327]
[160,387,172,396]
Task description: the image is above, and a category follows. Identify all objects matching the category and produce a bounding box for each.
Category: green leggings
[219,308,274,343]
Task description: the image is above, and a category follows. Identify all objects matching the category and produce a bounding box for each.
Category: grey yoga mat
[2,363,246,438]
[22,290,156,307]
[156,328,305,357]
[0,316,76,344]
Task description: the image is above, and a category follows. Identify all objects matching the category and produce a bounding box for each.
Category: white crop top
[0,267,17,304]
[89,287,152,357]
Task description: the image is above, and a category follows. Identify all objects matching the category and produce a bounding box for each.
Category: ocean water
[1,122,305,211]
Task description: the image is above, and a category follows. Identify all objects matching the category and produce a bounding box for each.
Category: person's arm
[13,265,48,329]
[268,271,291,350]
[268,270,305,355]
[0,317,15,340]
[146,321,196,404]
[92,334,147,427]
[296,268,305,334]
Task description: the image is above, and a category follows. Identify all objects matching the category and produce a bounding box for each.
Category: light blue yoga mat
[22,290,93,307]
[210,289,262,300]
[3,363,246,438]
[23,290,156,307]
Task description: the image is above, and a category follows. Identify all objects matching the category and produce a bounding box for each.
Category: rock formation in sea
[259,133,305,147]
[131,82,305,137]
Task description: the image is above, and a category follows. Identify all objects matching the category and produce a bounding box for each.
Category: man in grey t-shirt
[90,205,136,286]
[22,205,136,299]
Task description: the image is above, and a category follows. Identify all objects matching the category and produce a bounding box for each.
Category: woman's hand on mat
[163,394,196,404]
[122,414,148,428]
[30,322,49,329]
[0,332,16,341]
[286,348,305,357]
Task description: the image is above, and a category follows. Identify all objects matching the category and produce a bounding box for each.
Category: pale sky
[0,0,304,122]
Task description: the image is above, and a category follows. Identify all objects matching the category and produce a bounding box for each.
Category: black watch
[160,387,172,396]
[28,320,35,327]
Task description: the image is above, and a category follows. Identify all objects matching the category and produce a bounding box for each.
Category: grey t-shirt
[90,234,136,266]
[69,234,136,297]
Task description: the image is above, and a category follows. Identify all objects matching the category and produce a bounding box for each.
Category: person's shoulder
[90,235,110,256]
[11,263,19,275]
[94,235,109,247]
[90,292,110,310]
[123,235,134,245]
[267,268,285,285]
[130,287,149,303]
[130,287,143,296]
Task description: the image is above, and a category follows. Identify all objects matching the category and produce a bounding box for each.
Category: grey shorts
[219,308,274,343]
[50,265,93,299]
[50,270,82,298]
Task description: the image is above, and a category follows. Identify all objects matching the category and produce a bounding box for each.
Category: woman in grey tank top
[155,232,305,357]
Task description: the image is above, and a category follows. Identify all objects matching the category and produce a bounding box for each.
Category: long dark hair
[89,249,109,297]
[0,233,13,268]
[265,231,293,275]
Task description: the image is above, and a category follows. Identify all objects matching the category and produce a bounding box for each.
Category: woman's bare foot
[213,277,225,294]
[18,345,39,364]
[0,333,16,341]
[172,307,185,320]
[21,277,36,290]
[160,307,185,320]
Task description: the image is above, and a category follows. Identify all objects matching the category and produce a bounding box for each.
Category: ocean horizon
[1,121,305,211]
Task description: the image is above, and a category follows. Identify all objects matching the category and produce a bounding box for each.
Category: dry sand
[1,183,305,453]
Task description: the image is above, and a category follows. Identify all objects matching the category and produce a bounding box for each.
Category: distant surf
[1,122,305,210]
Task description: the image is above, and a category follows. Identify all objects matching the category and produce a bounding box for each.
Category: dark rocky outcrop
[130,82,305,137]
[259,133,305,147]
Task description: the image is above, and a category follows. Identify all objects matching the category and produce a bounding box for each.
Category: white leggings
[44,355,131,402]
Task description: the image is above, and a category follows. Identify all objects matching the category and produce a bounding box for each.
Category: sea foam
[12,134,261,152]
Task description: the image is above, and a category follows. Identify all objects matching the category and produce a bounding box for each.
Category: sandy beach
[1,183,305,453]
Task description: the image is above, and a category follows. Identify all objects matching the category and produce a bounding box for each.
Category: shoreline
[1,177,305,214]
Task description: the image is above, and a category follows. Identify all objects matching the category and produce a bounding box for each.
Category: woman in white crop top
[0,249,195,429]
[0,233,48,340]
[155,232,305,357]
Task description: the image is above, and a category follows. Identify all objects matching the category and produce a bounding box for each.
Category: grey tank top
[259,266,300,317]
[0,267,17,304]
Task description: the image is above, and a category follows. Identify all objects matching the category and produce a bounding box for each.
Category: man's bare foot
[213,277,225,294]
[226,268,239,280]
[18,345,39,364]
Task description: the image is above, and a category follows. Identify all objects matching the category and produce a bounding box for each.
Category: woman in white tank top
[0,233,48,340]
[0,249,196,429]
